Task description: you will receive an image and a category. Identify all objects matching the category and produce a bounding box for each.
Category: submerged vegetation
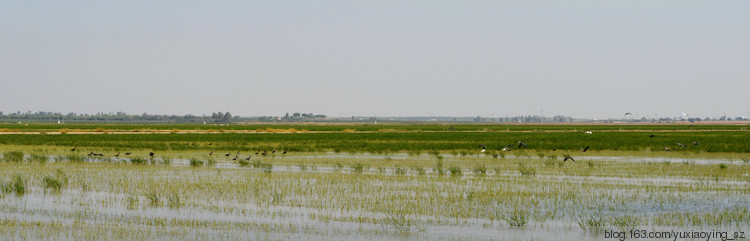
[0,123,749,239]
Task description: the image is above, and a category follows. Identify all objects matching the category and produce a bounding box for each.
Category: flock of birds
[70,143,287,161]
[478,131,701,162]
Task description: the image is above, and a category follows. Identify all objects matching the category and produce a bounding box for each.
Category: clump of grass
[162,157,172,165]
[334,162,344,170]
[612,215,640,232]
[205,158,216,166]
[472,165,487,175]
[3,174,27,195]
[383,211,414,233]
[189,158,204,167]
[28,153,48,163]
[493,167,502,175]
[411,166,426,175]
[261,163,273,173]
[43,176,63,190]
[167,192,181,208]
[518,164,536,176]
[3,151,24,162]
[544,159,556,167]
[394,166,407,175]
[498,151,506,159]
[238,159,250,167]
[502,208,529,227]
[720,163,728,169]
[126,196,139,209]
[297,164,308,171]
[146,192,160,206]
[130,157,148,164]
[575,214,606,231]
[64,154,86,162]
[448,166,462,176]
[351,163,365,173]
[434,159,444,175]
[587,160,595,167]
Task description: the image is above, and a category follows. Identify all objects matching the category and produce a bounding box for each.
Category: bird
[479,144,487,152]
[677,143,687,148]
[563,155,575,162]
[149,152,155,157]
[125,152,131,155]
[244,155,252,161]
[584,130,593,134]
[255,151,259,155]
[225,153,230,157]
[692,142,699,146]
[261,151,267,156]
[518,142,527,148]
[191,142,196,146]
[500,147,512,151]
[70,146,77,151]
[580,146,590,152]
[272,149,277,154]
[88,152,94,156]
[115,152,120,157]
[282,150,287,155]
[236,151,240,155]
[625,112,632,116]
[649,134,656,138]
[209,151,213,155]
[208,143,213,145]
[664,146,672,151]
[231,155,238,161]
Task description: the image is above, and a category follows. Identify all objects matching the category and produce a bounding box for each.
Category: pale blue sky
[2,1,749,119]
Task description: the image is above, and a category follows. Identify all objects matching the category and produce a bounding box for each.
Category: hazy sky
[2,1,749,119]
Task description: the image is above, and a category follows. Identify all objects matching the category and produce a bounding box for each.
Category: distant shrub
[3,151,24,162]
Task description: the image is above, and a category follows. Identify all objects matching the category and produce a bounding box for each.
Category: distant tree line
[0,111,329,123]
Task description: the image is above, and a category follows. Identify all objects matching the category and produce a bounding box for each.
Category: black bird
[255,151,259,155]
[518,142,527,148]
[282,150,287,155]
[479,144,487,152]
[245,155,252,161]
[692,142,699,146]
[225,153,230,157]
[115,152,120,157]
[649,134,656,138]
[625,112,632,116]
[88,152,94,156]
[125,152,131,155]
[149,152,155,157]
[70,146,77,151]
[209,151,213,155]
[209,143,213,145]
[563,155,575,162]
[664,146,672,152]
[580,146,590,152]
[272,149,277,154]
[231,155,238,161]
[261,151,267,156]
[677,143,687,148]
[191,142,196,146]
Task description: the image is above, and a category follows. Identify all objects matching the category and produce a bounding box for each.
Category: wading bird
[125,152,131,155]
[693,142,699,146]
[225,153,230,157]
[209,151,213,155]
[115,152,120,157]
[245,156,252,161]
[149,152,155,157]
[231,156,238,161]
[664,146,672,152]
[209,143,213,145]
[479,144,487,152]
[649,134,656,138]
[282,150,287,155]
[584,131,593,134]
[677,143,687,148]
[71,146,77,151]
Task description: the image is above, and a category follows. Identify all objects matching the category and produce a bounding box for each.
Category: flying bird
[677,143,687,148]
[580,146,590,152]
[518,142,527,148]
[625,112,632,116]
[664,146,672,152]
[563,155,575,162]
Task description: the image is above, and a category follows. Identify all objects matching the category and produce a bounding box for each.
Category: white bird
[584,130,593,134]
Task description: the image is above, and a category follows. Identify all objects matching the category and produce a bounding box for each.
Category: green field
[1,123,749,240]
